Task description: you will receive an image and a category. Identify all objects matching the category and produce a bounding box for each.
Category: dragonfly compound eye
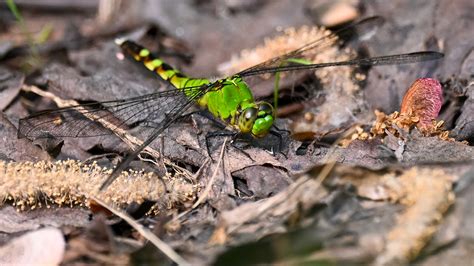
[257,102,274,117]
[251,102,275,138]
[238,107,258,134]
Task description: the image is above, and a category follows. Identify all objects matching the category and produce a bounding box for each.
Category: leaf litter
[0,1,473,265]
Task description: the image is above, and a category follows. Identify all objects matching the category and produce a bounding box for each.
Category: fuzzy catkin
[0,160,197,211]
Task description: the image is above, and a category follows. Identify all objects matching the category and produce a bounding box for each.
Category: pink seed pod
[400,78,443,130]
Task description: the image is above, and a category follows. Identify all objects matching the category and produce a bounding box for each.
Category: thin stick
[313,126,358,184]
[90,196,190,266]
[192,138,227,209]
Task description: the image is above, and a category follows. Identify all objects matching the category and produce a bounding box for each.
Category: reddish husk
[340,78,451,147]
[400,78,443,131]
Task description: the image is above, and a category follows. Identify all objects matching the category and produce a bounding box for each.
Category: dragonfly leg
[205,130,236,161]
[272,125,291,135]
[191,110,227,130]
[229,134,254,162]
[176,110,227,135]
[269,126,289,159]
[268,130,285,158]
[205,131,255,162]
[180,111,255,161]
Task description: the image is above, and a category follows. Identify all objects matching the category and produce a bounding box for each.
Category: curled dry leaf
[215,174,328,241]
[0,67,24,110]
[0,206,90,234]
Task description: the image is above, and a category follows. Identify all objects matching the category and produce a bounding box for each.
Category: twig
[90,196,190,266]
[314,126,358,184]
[83,153,118,164]
[192,138,227,209]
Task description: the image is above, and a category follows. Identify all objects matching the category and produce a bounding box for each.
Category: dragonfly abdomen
[116,39,210,97]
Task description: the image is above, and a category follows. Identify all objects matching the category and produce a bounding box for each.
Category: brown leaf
[0,67,24,110]
[0,206,89,234]
[0,112,50,162]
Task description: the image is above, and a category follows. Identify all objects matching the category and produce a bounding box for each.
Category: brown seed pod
[400,78,443,131]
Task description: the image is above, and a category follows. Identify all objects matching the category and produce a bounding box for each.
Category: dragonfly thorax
[200,76,274,137]
[238,101,274,138]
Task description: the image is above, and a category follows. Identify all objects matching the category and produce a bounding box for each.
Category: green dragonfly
[17,17,443,190]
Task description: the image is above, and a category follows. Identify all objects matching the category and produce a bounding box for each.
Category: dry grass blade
[192,138,227,209]
[314,126,358,184]
[90,196,190,266]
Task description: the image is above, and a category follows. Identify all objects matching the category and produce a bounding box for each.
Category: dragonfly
[17,16,443,190]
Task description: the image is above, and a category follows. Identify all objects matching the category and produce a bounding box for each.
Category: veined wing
[18,84,211,140]
[237,16,385,76]
[238,52,443,77]
[236,16,442,78]
[99,83,214,190]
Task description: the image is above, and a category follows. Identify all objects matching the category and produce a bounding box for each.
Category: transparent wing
[98,83,213,190]
[236,16,442,78]
[237,16,385,76]
[239,52,444,77]
[18,85,210,139]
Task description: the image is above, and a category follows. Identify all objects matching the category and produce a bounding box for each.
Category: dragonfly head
[238,102,275,138]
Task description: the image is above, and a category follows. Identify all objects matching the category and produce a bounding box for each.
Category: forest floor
[0,0,473,265]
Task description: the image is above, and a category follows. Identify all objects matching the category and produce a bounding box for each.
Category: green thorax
[198,76,256,125]
[198,76,275,137]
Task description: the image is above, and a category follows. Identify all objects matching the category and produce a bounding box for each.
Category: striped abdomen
[117,39,210,94]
